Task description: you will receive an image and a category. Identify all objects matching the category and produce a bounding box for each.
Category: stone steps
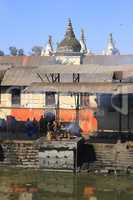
[91,142,133,172]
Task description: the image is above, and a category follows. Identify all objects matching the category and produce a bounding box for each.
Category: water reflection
[0,169,133,200]
[9,184,38,200]
[83,186,96,199]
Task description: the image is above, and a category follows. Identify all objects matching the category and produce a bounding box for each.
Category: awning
[24,82,133,94]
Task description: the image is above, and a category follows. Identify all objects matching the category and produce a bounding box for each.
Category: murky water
[0,168,133,200]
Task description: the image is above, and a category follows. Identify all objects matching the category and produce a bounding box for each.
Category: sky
[0,0,133,54]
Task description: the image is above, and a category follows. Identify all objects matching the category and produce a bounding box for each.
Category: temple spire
[65,18,75,38]
[41,35,53,56]
[80,29,88,54]
[57,18,81,53]
[103,33,120,55]
[108,33,115,50]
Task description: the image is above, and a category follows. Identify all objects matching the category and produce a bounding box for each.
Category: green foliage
[32,46,43,56]
[18,49,24,56]
[9,47,18,56]
[0,50,4,56]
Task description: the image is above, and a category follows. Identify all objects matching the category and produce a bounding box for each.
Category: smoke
[64,122,81,136]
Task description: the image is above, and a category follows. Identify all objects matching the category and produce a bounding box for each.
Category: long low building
[0,62,133,134]
[0,19,133,135]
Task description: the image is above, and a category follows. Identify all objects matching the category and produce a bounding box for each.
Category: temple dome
[57,19,81,53]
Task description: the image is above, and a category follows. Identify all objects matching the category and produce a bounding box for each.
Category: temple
[0,18,133,137]
[0,18,133,173]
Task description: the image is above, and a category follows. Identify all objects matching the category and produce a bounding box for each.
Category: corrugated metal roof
[83,55,133,66]
[24,82,133,94]
[1,71,113,85]
[0,55,133,67]
[1,65,114,85]
[37,64,102,74]
[36,72,113,83]
[80,73,113,82]
[1,67,41,86]
[2,64,133,86]
[37,64,133,74]
[0,56,56,67]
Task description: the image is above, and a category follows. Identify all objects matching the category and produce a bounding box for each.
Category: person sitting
[25,118,35,138]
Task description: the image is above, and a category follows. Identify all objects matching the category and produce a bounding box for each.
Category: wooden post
[56,92,60,122]
[119,79,122,139]
[127,94,129,133]
[76,93,80,126]
[119,93,122,134]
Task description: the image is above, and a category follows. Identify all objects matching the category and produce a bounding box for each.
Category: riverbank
[0,167,133,200]
[0,138,133,174]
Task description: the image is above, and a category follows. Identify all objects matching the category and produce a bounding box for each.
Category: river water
[0,168,133,200]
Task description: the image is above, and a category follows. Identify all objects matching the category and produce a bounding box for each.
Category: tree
[18,49,24,56]
[9,47,17,56]
[0,50,4,56]
[32,46,43,56]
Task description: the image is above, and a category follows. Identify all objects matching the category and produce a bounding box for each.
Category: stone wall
[37,138,80,171]
[0,140,39,168]
[90,141,133,172]
[56,56,81,65]
[0,139,80,171]
[1,138,133,173]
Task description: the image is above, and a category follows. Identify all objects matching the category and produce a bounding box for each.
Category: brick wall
[0,140,39,168]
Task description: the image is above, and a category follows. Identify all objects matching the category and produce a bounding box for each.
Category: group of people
[0,115,49,139]
[0,114,80,140]
[0,116,17,133]
[23,116,74,140]
[25,116,72,140]
[19,115,50,138]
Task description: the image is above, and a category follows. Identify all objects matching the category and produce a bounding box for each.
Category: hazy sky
[0,0,133,54]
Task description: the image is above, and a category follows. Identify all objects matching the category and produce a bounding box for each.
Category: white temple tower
[41,35,53,56]
[103,33,120,55]
[80,29,88,54]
